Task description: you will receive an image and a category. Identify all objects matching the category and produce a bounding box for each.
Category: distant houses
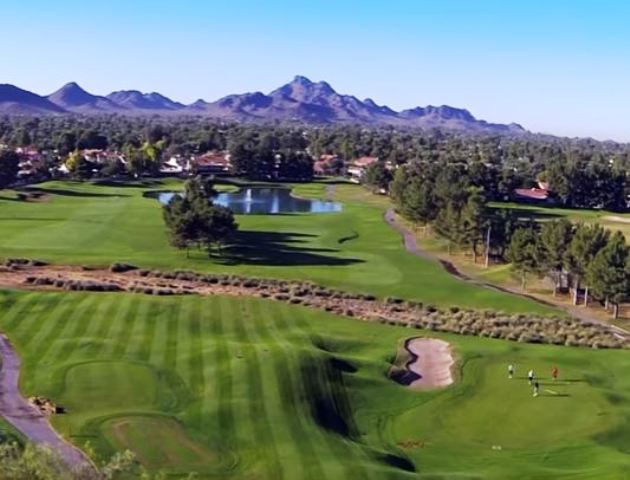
[192,151,232,175]
[512,181,554,204]
[347,156,379,183]
[313,154,339,176]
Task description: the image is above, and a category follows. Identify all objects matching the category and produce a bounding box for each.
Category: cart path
[384,208,630,341]
[0,333,94,470]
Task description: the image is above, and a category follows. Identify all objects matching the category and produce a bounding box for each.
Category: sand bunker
[402,338,454,389]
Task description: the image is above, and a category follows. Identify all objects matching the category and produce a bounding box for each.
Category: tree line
[390,161,630,318]
[507,221,628,318]
[1,116,630,204]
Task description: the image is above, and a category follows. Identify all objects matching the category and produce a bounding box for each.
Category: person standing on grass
[528,369,535,385]
[551,366,559,381]
[508,364,515,379]
[533,380,540,397]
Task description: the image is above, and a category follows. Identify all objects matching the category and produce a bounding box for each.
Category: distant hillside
[0,76,525,134]
[48,82,122,113]
[106,90,185,111]
[0,84,66,115]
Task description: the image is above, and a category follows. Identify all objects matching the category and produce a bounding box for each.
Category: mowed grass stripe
[184,297,205,424]
[39,294,98,366]
[125,295,152,358]
[217,297,247,470]
[163,296,181,371]
[147,299,174,367]
[231,299,285,479]
[112,295,141,359]
[7,293,63,347]
[49,294,101,365]
[0,291,49,333]
[287,306,375,479]
[273,304,360,480]
[74,294,116,359]
[102,294,137,358]
[240,298,307,479]
[23,295,86,378]
[135,298,160,363]
[86,295,124,358]
[252,300,329,480]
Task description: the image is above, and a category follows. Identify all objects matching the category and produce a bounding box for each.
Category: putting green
[1,289,629,479]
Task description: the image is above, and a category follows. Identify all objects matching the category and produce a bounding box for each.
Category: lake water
[157,187,342,215]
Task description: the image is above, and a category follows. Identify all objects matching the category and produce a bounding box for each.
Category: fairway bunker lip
[391,337,455,390]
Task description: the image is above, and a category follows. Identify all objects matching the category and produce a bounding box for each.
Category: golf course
[0,180,550,313]
[0,180,629,479]
[0,289,629,479]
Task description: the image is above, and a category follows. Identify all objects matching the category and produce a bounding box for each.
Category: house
[313,154,339,176]
[513,186,554,204]
[193,151,232,175]
[159,155,192,175]
[81,149,124,164]
[16,148,47,179]
[347,156,378,183]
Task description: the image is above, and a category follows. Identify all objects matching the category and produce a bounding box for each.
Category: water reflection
[158,187,342,215]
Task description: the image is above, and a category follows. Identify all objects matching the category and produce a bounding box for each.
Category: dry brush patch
[1,261,626,349]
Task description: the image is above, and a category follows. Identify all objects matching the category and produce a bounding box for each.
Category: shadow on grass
[0,195,22,203]
[25,187,130,198]
[214,230,364,267]
[92,179,165,188]
[489,206,564,220]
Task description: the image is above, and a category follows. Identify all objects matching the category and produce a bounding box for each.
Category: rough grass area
[0,419,22,444]
[1,289,629,479]
[0,179,552,314]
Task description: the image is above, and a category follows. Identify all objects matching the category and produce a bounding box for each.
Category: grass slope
[0,179,550,314]
[0,289,629,479]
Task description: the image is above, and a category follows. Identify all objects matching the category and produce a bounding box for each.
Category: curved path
[0,333,93,470]
[384,208,630,341]
[404,338,454,389]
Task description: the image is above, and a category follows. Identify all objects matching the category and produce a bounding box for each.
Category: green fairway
[0,289,628,479]
[0,179,552,314]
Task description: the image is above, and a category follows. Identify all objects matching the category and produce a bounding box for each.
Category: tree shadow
[0,195,22,203]
[489,206,563,220]
[24,187,130,198]
[92,179,165,188]
[214,230,364,267]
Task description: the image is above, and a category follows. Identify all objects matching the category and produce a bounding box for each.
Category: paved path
[384,208,630,341]
[0,333,93,470]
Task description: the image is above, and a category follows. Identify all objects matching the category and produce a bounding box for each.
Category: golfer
[508,364,515,379]
[528,369,535,385]
[533,380,540,397]
[551,366,559,381]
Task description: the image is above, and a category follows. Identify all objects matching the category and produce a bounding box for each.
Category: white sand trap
[405,338,454,389]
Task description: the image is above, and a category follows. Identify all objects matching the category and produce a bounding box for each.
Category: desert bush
[109,263,137,273]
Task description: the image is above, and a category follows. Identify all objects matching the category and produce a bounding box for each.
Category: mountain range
[0,76,525,133]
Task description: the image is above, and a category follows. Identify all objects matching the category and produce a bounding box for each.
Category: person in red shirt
[551,366,559,381]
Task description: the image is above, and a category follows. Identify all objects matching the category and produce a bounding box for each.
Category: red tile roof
[514,188,549,200]
[351,156,378,168]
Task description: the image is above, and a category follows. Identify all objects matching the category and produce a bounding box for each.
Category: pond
[157,187,342,215]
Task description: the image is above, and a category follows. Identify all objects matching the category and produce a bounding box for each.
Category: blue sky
[3,0,630,140]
